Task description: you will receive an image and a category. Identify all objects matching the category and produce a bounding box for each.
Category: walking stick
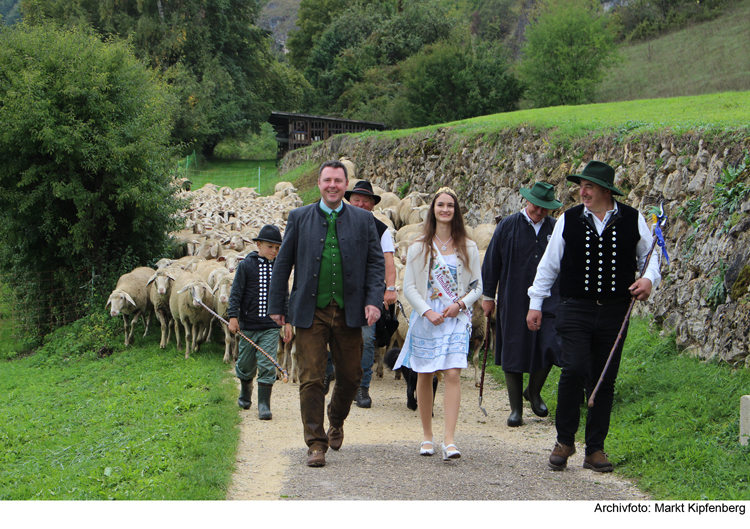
[478,320,491,416]
[588,206,668,407]
[190,291,289,383]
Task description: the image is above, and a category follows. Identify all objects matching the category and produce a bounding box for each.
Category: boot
[238,378,253,410]
[355,386,372,408]
[523,365,551,417]
[505,372,524,427]
[323,371,334,395]
[257,382,273,420]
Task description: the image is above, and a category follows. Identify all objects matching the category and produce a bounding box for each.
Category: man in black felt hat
[228,224,292,420]
[344,180,398,409]
[527,161,661,472]
[482,182,563,428]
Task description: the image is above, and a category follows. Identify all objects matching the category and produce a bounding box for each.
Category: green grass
[281,160,322,205]
[343,90,750,150]
[0,311,239,500]
[598,0,750,103]
[487,316,750,500]
[185,158,280,195]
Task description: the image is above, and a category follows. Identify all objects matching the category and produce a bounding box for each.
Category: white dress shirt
[527,202,661,311]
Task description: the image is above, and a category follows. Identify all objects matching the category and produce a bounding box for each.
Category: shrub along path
[227,369,648,501]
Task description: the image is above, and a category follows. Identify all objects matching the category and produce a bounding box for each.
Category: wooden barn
[268,111,386,160]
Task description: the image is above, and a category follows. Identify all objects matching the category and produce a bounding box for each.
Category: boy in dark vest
[228,224,292,420]
[527,161,661,472]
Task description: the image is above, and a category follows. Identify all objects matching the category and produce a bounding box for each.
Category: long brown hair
[420,190,469,269]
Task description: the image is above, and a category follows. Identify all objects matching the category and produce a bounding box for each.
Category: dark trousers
[295,302,363,452]
[554,298,630,455]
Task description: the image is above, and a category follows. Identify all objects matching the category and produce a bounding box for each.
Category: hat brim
[566,175,623,196]
[519,188,563,209]
[345,190,381,205]
[252,237,282,244]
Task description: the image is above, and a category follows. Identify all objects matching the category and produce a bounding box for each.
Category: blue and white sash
[429,244,472,328]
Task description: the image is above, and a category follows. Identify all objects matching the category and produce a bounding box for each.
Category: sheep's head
[148,271,175,295]
[213,276,234,304]
[106,290,136,317]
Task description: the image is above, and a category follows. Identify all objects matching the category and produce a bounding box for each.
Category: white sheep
[212,273,238,364]
[106,266,155,346]
[147,267,180,349]
[169,271,214,359]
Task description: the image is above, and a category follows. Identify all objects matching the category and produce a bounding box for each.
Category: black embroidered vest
[559,203,640,300]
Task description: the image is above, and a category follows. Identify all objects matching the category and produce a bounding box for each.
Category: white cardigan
[403,238,483,317]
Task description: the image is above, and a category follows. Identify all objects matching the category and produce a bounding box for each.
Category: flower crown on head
[435,186,457,197]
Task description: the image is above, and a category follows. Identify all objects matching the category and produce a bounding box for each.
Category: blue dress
[394,254,470,373]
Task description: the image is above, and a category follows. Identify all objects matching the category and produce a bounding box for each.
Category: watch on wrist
[386,286,396,291]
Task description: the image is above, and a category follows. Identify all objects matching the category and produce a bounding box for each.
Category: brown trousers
[295,302,363,452]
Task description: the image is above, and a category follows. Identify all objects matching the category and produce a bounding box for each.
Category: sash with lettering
[429,243,472,330]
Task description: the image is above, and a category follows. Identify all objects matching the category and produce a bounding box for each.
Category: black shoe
[355,386,372,408]
[323,372,333,395]
[257,382,273,420]
[238,378,252,410]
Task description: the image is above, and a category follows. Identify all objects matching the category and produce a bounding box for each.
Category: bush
[0,23,183,336]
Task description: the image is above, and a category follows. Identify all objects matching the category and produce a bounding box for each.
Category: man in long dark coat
[482,182,563,427]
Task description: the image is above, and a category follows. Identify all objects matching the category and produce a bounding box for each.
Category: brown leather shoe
[548,442,576,471]
[328,426,344,450]
[583,450,614,472]
[306,450,326,467]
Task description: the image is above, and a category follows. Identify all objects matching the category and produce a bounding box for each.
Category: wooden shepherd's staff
[190,290,289,383]
[588,207,667,408]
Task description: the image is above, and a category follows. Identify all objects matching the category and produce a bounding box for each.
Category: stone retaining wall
[279,127,750,366]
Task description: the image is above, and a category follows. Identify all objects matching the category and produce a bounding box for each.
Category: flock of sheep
[106,172,498,384]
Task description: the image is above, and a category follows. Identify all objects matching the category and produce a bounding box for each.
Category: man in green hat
[527,161,661,472]
[482,182,563,427]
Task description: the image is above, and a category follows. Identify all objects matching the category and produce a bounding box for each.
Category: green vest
[316,210,345,308]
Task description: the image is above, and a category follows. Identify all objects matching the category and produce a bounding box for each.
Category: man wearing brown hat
[344,180,398,409]
[482,182,563,428]
[527,161,661,472]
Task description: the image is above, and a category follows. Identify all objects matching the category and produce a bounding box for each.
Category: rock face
[279,127,750,367]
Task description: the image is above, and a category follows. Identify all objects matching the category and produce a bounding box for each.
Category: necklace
[434,234,452,252]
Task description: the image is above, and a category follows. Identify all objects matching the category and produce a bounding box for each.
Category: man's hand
[228,317,239,335]
[384,289,398,308]
[365,305,381,327]
[283,323,293,343]
[629,278,653,301]
[482,299,495,318]
[526,309,542,331]
[270,314,285,326]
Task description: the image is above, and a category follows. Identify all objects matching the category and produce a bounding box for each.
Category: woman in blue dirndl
[394,187,482,460]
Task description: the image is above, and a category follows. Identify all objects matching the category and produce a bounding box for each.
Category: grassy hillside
[359,90,750,146]
[598,0,750,102]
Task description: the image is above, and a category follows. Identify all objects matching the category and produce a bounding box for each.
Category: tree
[287,0,350,71]
[301,0,456,116]
[21,0,306,156]
[399,39,524,126]
[518,0,620,108]
[0,23,182,326]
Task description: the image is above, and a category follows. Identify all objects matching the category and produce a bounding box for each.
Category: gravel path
[227,369,649,501]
